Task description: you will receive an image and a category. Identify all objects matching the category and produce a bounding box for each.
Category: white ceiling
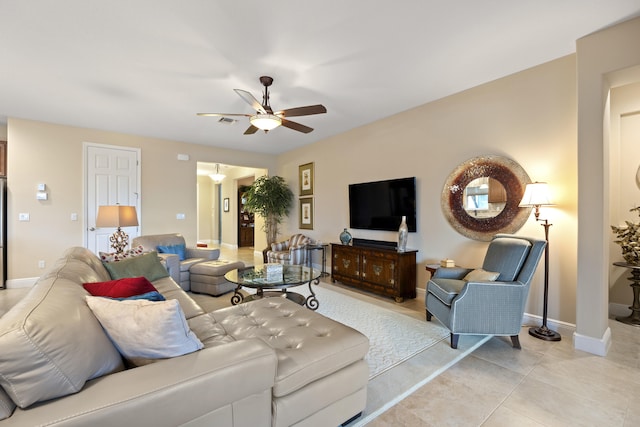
[2,1,640,155]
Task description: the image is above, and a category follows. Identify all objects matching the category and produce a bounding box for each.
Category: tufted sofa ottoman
[189,259,246,296]
[189,297,370,427]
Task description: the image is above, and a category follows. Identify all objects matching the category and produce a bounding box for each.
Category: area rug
[293,285,450,379]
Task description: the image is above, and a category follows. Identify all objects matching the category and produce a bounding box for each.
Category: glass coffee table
[224,265,322,310]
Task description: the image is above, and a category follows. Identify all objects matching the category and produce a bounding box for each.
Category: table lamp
[519,182,561,341]
[96,205,139,254]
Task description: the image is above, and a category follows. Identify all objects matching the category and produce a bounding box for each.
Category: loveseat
[0,247,369,426]
[132,233,219,290]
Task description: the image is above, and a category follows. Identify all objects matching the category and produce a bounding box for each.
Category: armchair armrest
[185,247,220,260]
[156,253,180,283]
[433,267,473,280]
[271,241,289,251]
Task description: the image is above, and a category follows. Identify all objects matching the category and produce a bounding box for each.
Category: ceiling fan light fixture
[250,114,282,131]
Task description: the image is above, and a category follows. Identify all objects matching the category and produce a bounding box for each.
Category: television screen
[349,177,417,232]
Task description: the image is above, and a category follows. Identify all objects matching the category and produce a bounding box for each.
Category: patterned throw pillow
[99,245,145,263]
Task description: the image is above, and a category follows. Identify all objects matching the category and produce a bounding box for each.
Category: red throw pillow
[83,277,158,298]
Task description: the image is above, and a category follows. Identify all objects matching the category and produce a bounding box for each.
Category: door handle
[89,227,96,231]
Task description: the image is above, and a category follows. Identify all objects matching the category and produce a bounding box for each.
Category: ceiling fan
[197,76,327,135]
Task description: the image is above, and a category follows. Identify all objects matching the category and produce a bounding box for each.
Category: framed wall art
[299,162,314,196]
[299,197,313,229]
[223,197,230,212]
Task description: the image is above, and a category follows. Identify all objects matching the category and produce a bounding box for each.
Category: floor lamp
[96,205,139,254]
[519,182,561,341]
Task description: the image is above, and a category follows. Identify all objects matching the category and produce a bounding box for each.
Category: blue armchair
[426,234,546,349]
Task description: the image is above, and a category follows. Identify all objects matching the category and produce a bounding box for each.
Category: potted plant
[243,175,294,260]
[611,206,640,265]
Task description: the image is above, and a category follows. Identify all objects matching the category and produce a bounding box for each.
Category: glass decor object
[397,216,408,252]
[339,228,352,245]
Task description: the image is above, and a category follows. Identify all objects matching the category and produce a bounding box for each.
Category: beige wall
[7,118,276,280]
[277,55,578,324]
[576,16,640,354]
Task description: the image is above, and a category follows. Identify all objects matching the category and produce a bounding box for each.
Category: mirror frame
[441,155,532,241]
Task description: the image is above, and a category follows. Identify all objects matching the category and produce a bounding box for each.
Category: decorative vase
[339,228,352,245]
[397,216,408,252]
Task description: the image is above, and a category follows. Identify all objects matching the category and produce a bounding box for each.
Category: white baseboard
[521,313,576,332]
[574,327,612,356]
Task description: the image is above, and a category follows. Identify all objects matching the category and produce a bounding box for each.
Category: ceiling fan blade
[281,118,313,134]
[197,113,251,117]
[234,89,267,114]
[244,125,259,135]
[275,104,327,117]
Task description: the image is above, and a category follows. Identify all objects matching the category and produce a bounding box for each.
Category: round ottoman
[190,259,246,296]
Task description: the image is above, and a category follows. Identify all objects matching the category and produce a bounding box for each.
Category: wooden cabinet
[331,244,417,302]
[238,189,254,247]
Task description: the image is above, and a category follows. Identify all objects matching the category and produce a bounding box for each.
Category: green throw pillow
[103,251,169,282]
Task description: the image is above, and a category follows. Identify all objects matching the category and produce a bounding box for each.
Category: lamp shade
[519,182,553,207]
[96,205,139,228]
[249,114,282,131]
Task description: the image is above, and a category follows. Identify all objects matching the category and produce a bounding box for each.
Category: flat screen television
[349,177,417,232]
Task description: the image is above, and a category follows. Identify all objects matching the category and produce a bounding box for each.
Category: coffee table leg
[305,278,320,310]
[231,285,244,305]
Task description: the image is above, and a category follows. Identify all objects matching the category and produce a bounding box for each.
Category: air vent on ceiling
[218,117,236,125]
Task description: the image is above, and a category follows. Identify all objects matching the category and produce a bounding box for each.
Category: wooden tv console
[331,243,417,302]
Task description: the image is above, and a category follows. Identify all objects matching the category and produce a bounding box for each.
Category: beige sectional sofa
[0,247,369,426]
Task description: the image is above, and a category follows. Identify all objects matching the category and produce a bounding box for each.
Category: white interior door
[85,144,141,254]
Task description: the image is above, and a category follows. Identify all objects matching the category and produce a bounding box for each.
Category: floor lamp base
[529,325,561,341]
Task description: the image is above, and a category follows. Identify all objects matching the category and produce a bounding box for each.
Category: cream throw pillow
[86,296,203,365]
[463,268,500,282]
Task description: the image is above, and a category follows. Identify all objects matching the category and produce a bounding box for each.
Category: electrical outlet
[70,213,78,221]
[176,213,185,220]
[38,260,45,268]
[19,213,30,221]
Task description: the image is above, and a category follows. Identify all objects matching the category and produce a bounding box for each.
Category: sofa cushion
[102,251,169,282]
[210,298,369,397]
[0,387,15,421]
[157,243,187,261]
[83,276,157,298]
[0,249,124,408]
[99,245,145,263]
[86,296,204,366]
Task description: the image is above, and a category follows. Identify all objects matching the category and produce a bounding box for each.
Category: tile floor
[2,246,639,426]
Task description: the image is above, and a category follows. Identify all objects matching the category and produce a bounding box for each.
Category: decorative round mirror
[441,155,532,241]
